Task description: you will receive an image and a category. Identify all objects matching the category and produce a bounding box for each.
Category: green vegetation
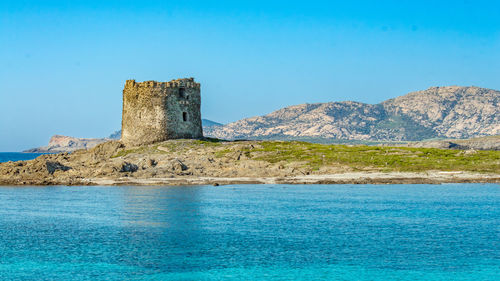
[111,145,157,158]
[193,138,225,146]
[112,139,499,173]
[374,115,437,141]
[112,138,224,158]
[245,141,500,173]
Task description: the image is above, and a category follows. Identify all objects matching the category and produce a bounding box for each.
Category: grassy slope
[113,140,500,174]
[222,141,500,173]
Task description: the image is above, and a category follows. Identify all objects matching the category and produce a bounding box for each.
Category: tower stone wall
[121,78,203,146]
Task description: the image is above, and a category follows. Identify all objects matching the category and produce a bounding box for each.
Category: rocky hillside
[205,86,500,141]
[382,86,499,139]
[201,119,223,127]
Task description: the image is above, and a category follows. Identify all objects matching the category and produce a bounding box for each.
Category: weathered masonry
[121,78,203,146]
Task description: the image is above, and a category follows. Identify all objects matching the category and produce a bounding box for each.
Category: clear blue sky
[1,0,499,151]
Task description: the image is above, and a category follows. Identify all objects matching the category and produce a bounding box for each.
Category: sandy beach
[86,171,500,186]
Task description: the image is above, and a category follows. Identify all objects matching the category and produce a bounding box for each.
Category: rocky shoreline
[1,139,499,186]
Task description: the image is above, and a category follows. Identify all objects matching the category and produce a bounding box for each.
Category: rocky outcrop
[2,141,125,185]
[205,86,499,141]
[2,139,499,186]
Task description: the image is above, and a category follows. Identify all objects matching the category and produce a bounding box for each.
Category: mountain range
[204,86,499,141]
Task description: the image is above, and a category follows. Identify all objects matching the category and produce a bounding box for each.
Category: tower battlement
[124,78,200,89]
[121,78,203,146]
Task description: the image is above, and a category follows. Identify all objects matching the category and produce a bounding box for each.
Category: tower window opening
[179,88,186,98]
[183,112,188,122]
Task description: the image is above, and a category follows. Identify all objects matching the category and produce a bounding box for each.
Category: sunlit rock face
[205,86,500,141]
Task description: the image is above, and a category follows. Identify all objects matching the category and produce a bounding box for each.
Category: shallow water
[0,184,498,280]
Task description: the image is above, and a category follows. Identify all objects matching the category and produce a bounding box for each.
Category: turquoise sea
[0,184,498,280]
[0,152,46,163]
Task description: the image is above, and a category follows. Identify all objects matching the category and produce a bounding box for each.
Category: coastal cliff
[24,135,109,153]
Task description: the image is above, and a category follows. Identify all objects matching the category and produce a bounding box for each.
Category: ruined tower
[121,78,203,146]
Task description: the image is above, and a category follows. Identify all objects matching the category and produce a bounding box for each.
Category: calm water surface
[0,152,46,163]
[0,184,498,280]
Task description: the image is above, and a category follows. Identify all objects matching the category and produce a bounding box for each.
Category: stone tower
[121,78,203,146]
